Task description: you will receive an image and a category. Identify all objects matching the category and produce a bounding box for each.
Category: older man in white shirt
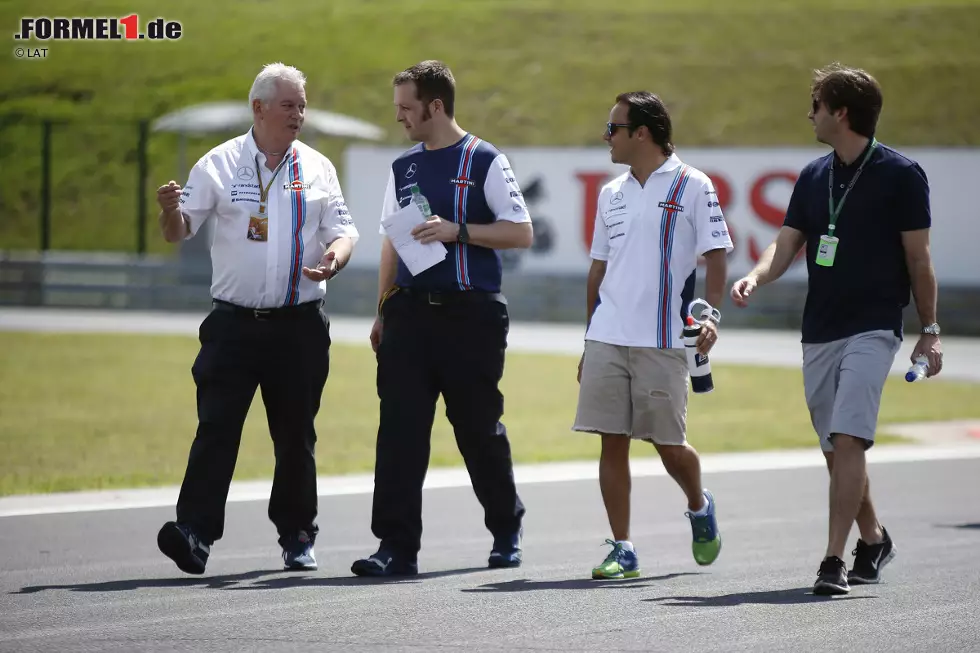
[154,62,358,575]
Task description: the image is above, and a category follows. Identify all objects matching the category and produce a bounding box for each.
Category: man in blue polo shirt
[351,60,534,577]
[731,63,943,595]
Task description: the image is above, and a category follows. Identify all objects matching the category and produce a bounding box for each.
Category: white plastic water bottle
[411,184,432,218]
[683,315,714,394]
[905,355,929,382]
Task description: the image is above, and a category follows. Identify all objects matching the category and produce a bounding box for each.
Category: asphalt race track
[3,308,980,651]
[3,457,979,652]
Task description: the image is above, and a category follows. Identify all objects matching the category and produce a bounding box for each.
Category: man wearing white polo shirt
[573,91,733,580]
[153,62,359,575]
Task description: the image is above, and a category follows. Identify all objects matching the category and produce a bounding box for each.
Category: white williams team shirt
[178,129,359,309]
[586,154,734,349]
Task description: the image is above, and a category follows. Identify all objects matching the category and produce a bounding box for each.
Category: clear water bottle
[905,355,929,382]
[411,184,432,218]
[683,315,714,394]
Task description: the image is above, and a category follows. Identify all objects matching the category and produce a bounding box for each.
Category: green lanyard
[827,138,877,235]
[254,152,291,214]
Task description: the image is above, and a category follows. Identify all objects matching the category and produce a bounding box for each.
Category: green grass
[3,331,980,496]
[1,0,979,251]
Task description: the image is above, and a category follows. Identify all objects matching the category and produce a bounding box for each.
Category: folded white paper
[381,202,447,276]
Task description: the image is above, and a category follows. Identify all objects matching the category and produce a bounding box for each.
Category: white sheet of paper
[381,201,447,276]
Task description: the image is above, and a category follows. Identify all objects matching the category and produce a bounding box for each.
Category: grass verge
[3,331,979,496]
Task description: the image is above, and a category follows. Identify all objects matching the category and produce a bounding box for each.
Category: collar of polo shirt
[626,153,683,185]
[247,127,294,169]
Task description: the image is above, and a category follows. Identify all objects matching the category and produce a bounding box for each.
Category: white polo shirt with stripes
[178,129,359,309]
[586,154,734,349]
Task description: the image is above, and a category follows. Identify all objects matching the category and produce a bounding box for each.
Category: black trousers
[371,289,526,557]
[175,301,330,546]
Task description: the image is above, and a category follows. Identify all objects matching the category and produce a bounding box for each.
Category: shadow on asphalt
[13,569,283,594]
[221,566,491,589]
[644,587,877,606]
[943,522,980,530]
[13,566,494,594]
[461,572,701,593]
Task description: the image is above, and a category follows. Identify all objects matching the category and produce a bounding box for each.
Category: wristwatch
[457,223,470,244]
[921,323,941,336]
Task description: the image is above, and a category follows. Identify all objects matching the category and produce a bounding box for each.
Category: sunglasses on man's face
[606,122,631,138]
[811,98,821,114]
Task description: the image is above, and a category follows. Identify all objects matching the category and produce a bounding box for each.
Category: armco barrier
[2,250,979,336]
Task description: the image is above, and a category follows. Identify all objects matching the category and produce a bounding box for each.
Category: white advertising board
[343,145,980,285]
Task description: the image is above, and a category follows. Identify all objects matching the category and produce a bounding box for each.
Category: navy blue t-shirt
[783,141,931,343]
[380,133,532,293]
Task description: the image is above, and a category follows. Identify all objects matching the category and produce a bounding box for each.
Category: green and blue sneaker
[685,489,722,566]
[591,539,641,579]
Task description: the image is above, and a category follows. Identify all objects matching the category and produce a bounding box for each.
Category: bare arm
[378,236,399,305]
[902,227,943,376]
[702,248,727,309]
[465,220,533,249]
[902,228,938,326]
[303,233,357,281]
[586,259,607,327]
[751,226,806,286]
[577,258,607,382]
[731,226,806,307]
[890,161,943,375]
[156,180,191,242]
[159,208,190,243]
[325,236,354,273]
[412,217,533,250]
[446,220,534,250]
[369,236,400,353]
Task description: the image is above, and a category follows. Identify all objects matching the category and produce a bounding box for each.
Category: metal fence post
[136,119,149,254]
[39,120,52,251]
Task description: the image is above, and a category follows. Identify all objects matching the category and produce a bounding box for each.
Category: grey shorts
[572,340,689,445]
[802,329,901,452]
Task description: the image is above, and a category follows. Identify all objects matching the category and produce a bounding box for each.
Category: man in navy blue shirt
[731,63,943,596]
[352,60,534,577]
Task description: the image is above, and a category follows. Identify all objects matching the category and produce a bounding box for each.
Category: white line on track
[2,443,978,518]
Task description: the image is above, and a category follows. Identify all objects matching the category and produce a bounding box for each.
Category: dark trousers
[175,301,330,546]
[371,290,526,557]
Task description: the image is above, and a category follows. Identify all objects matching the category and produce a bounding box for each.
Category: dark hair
[615,91,674,156]
[811,63,883,138]
[392,60,456,118]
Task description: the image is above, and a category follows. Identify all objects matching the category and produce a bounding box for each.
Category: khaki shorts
[572,340,689,445]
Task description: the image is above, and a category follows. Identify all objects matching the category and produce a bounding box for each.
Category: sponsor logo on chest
[658,200,685,212]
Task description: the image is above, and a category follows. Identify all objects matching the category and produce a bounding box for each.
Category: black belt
[212,298,322,320]
[397,287,506,306]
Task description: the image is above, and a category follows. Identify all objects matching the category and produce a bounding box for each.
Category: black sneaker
[157,521,210,575]
[351,549,418,577]
[813,556,850,595]
[849,527,896,585]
